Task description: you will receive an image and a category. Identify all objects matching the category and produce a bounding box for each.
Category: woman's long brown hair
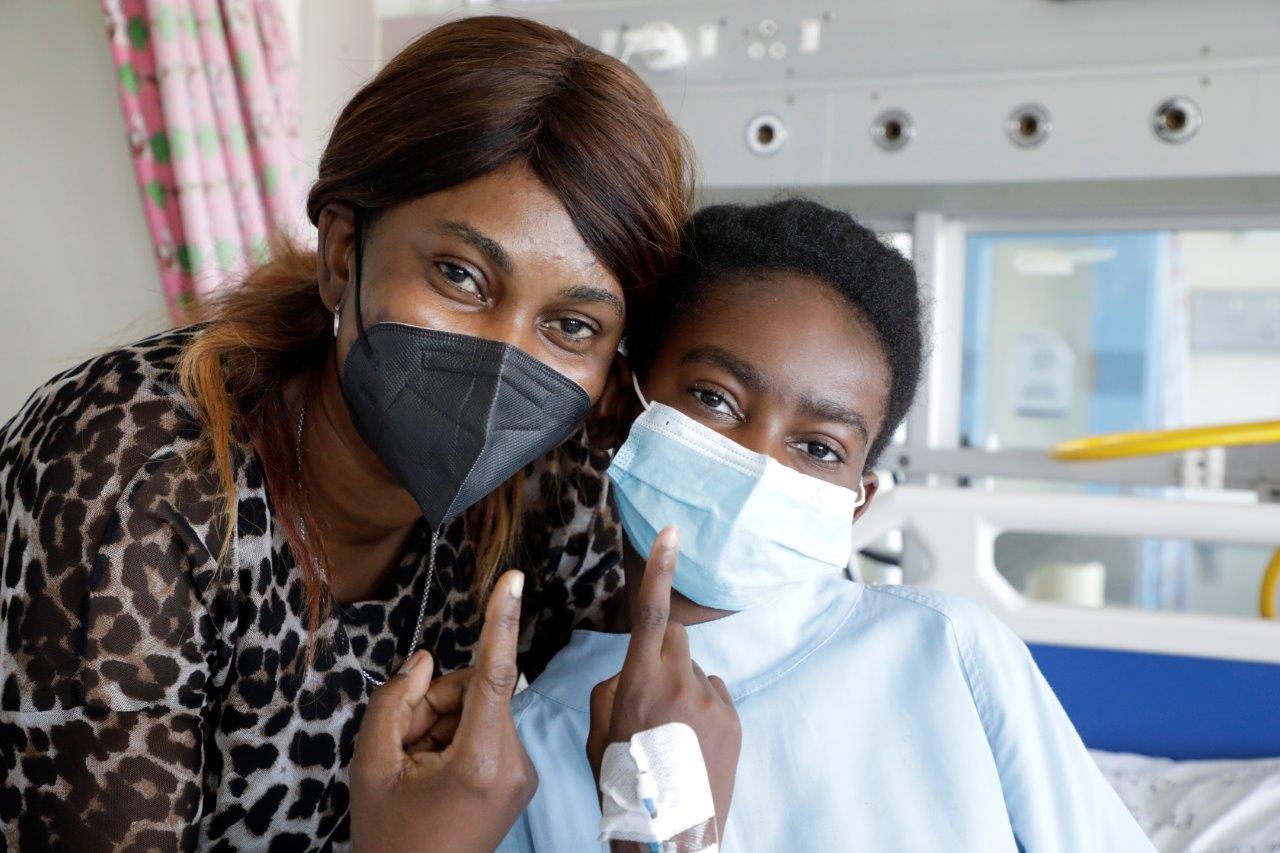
[177,16,693,633]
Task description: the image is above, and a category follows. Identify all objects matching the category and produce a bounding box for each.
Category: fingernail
[509,571,525,600]
[401,650,429,674]
[658,525,679,554]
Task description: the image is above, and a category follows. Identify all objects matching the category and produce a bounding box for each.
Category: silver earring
[333,307,340,338]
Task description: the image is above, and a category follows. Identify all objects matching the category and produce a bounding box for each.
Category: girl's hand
[350,570,536,852]
[585,527,742,842]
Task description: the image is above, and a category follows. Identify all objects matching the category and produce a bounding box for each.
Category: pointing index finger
[454,570,524,751]
[623,525,679,671]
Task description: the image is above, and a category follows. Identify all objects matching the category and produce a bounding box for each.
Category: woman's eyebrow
[798,394,871,443]
[679,345,769,393]
[558,284,624,318]
[434,221,513,273]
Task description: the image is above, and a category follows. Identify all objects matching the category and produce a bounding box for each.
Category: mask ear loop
[853,482,867,509]
[631,370,652,410]
[351,207,372,354]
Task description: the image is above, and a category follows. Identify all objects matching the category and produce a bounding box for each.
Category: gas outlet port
[871,109,914,151]
[746,113,788,156]
[1153,96,1201,143]
[1006,104,1052,148]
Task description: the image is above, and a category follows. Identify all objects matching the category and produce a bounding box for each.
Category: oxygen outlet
[745,113,788,156]
[1006,104,1052,148]
[1153,97,1201,143]
[871,109,914,151]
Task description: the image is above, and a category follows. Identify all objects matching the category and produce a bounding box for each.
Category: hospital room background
[3,1,1279,849]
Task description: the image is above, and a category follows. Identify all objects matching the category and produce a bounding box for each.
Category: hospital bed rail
[850,485,1280,759]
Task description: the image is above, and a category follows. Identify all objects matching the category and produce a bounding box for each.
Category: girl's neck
[619,541,734,629]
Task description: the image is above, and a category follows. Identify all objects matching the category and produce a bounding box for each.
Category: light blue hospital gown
[499,575,1154,852]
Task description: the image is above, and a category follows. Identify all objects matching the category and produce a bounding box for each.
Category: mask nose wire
[631,370,652,410]
[632,368,868,510]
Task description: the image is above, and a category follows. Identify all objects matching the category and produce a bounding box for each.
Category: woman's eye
[548,317,596,341]
[436,262,483,299]
[693,388,733,415]
[798,440,843,463]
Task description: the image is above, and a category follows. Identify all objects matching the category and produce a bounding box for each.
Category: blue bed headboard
[1030,643,1280,760]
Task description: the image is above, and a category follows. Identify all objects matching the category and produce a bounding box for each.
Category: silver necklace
[295,399,437,689]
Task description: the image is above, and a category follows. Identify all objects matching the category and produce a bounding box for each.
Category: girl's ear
[586,355,642,452]
[852,472,880,522]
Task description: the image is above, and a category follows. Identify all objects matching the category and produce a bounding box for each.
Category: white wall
[0,2,169,420]
[296,0,377,204]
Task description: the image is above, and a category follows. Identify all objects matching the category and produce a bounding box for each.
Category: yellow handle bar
[1051,420,1280,618]
[1051,420,1280,461]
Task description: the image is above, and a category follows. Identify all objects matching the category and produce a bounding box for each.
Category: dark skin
[584,272,893,844]
[305,163,626,604]
[306,165,742,851]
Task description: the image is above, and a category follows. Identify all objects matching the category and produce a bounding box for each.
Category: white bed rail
[850,486,1280,664]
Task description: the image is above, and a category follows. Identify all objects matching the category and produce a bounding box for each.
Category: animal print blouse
[0,329,625,850]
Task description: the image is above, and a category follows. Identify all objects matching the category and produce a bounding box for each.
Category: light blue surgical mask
[607,377,865,611]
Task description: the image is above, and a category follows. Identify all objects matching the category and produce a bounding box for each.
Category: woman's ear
[317,204,356,313]
[852,472,880,522]
[586,355,642,452]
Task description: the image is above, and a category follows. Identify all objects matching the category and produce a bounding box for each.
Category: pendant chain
[294,400,437,689]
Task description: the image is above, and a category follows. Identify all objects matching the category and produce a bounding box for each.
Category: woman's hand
[585,527,742,841]
[350,570,536,853]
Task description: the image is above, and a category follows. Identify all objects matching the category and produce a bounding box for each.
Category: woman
[0,16,730,850]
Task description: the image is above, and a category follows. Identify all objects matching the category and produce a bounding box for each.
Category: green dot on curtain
[154,6,177,42]
[175,292,192,308]
[169,127,190,161]
[198,125,219,156]
[145,180,167,209]
[227,125,247,155]
[150,131,171,165]
[260,164,279,196]
[177,244,204,275]
[182,9,198,40]
[127,16,149,50]
[119,63,139,95]
[216,240,239,269]
[236,50,253,81]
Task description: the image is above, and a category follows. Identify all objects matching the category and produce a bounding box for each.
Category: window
[960,229,1280,451]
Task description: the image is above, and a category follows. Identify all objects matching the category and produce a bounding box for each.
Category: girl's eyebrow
[797,394,871,443]
[679,345,769,393]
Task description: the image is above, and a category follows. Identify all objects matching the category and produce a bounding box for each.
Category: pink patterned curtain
[103,0,303,321]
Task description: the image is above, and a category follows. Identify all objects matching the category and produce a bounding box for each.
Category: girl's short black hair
[626,198,924,471]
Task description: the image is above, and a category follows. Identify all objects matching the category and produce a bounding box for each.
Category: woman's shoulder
[0,328,240,714]
[1,326,203,472]
[520,426,620,554]
[0,326,219,551]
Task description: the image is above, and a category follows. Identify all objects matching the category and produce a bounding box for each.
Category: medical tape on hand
[598,722,716,845]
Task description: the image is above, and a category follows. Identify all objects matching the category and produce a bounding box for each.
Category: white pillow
[1092,750,1280,852]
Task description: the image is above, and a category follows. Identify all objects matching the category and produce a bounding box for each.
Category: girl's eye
[547,317,597,341]
[436,262,483,299]
[797,440,843,464]
[693,388,734,416]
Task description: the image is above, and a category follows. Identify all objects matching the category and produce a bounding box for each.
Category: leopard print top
[0,328,625,850]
